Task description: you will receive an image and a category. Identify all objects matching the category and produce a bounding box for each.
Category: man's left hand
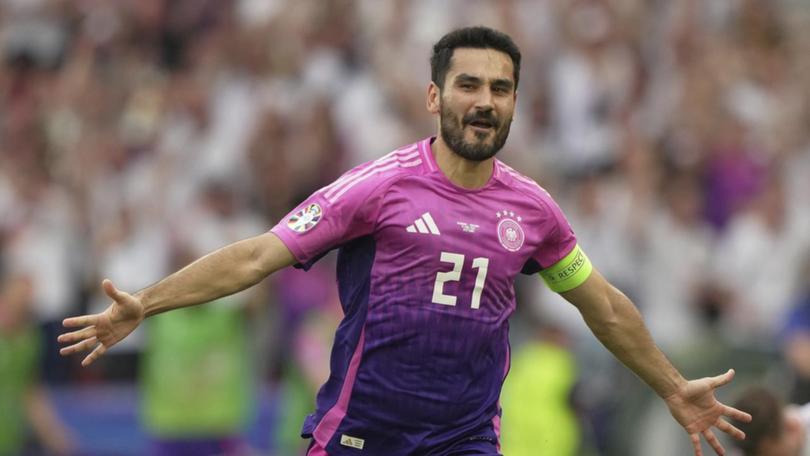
[664,369,753,456]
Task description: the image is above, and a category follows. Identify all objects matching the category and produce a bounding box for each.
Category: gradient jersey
[271,137,579,455]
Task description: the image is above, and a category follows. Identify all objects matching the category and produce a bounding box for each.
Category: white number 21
[431,252,489,309]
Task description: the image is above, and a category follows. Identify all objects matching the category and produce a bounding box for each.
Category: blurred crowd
[1,0,809,455]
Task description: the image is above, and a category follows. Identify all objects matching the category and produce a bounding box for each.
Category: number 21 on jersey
[431,252,489,309]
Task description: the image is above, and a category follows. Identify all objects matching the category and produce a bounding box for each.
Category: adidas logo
[340,434,365,449]
[406,212,441,235]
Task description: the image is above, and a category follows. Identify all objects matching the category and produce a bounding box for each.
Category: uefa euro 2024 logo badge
[288,203,322,233]
[496,210,525,252]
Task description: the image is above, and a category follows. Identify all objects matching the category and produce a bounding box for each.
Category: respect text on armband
[554,250,585,281]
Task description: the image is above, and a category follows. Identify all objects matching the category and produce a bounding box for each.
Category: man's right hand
[58,279,144,366]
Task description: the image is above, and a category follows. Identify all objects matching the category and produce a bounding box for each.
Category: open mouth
[467,120,495,131]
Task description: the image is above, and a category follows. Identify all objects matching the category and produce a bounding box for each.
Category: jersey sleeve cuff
[270,226,309,265]
[539,244,593,293]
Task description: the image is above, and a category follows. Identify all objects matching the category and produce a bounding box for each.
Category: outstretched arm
[136,231,294,317]
[59,232,295,366]
[560,268,752,456]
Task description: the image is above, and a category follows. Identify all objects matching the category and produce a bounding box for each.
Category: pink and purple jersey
[271,137,579,455]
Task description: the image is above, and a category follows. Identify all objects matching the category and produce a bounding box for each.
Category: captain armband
[539,244,593,293]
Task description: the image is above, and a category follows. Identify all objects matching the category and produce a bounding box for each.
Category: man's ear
[426,82,441,114]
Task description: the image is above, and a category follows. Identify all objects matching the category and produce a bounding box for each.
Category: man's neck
[431,135,494,190]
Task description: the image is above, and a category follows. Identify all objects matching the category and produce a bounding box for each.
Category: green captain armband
[539,244,593,293]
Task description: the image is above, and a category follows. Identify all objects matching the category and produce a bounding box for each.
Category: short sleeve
[531,197,593,293]
[531,197,578,268]
[270,165,391,268]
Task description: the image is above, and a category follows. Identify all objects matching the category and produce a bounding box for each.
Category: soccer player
[59,26,751,456]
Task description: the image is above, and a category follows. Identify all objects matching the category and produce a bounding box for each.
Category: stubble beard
[439,101,512,162]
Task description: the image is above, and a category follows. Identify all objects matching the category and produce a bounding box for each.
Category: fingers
[723,404,753,423]
[58,326,96,345]
[59,336,98,356]
[690,433,703,456]
[709,369,735,389]
[102,279,126,302]
[702,429,725,456]
[715,417,745,440]
[81,343,107,367]
[63,314,97,328]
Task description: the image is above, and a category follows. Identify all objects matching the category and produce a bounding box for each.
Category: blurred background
[1,0,809,455]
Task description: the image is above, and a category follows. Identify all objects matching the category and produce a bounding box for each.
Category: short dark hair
[731,387,784,455]
[430,26,522,90]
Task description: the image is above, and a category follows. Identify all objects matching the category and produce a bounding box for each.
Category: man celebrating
[60,26,750,455]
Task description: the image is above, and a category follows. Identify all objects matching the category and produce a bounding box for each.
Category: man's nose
[474,88,495,111]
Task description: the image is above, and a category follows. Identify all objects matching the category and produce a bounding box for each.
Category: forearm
[138,232,293,317]
[563,271,687,399]
[584,286,686,398]
[575,283,751,455]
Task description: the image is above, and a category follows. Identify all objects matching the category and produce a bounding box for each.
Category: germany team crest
[287,203,322,233]
[496,211,524,252]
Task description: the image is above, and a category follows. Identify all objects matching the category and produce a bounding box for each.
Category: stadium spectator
[712,173,810,344]
[500,325,582,456]
[780,254,810,404]
[0,273,75,455]
[731,387,808,456]
[138,181,267,456]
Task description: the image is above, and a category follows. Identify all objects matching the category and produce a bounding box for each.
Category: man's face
[432,48,516,161]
